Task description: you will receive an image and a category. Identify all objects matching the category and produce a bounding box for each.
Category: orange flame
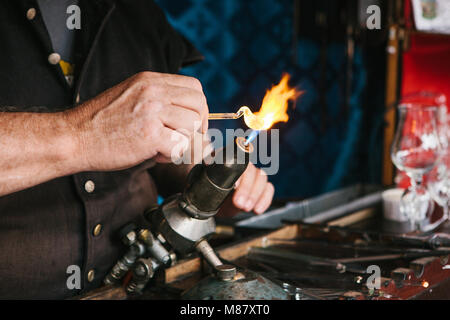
[240,73,302,130]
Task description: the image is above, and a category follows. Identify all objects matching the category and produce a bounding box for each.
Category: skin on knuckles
[137,72,208,133]
[164,79,208,133]
[159,104,202,134]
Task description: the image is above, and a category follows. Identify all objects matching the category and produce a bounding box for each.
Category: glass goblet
[391,104,441,230]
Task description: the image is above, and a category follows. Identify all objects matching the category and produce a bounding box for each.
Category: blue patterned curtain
[156,0,383,198]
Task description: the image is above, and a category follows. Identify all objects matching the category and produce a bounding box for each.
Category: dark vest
[0,0,202,299]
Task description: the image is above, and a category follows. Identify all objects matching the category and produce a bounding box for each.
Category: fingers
[157,73,204,92]
[159,74,208,133]
[151,85,208,134]
[254,183,275,214]
[155,127,190,162]
[232,164,275,214]
[232,164,257,211]
[247,169,268,212]
[169,85,208,134]
[159,104,202,134]
[140,72,209,134]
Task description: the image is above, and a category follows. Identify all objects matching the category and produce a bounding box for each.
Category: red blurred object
[402,34,450,104]
[403,1,450,105]
[397,0,450,189]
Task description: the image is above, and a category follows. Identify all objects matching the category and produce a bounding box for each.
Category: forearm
[0,71,210,197]
[0,111,79,196]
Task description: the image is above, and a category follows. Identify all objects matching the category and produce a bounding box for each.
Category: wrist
[57,108,91,174]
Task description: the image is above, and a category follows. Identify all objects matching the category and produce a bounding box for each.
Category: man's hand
[0,71,208,196]
[65,71,209,172]
[232,163,274,214]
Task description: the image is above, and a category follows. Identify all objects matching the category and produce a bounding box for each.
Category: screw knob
[216,264,236,281]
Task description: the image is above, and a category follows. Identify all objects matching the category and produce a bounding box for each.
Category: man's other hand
[232,163,274,215]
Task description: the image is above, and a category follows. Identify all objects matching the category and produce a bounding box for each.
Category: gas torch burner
[105,137,255,295]
[142,136,288,300]
[144,137,251,273]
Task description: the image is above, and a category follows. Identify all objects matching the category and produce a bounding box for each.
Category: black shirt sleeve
[148,0,204,72]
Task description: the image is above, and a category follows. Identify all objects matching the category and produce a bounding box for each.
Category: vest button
[48,53,61,65]
[26,8,36,20]
[87,269,95,282]
[84,180,95,193]
[93,224,102,237]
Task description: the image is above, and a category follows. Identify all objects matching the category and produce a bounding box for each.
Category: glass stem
[409,173,422,192]
[407,172,424,230]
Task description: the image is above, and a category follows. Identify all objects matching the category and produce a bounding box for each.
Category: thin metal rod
[209,109,245,120]
[208,113,240,120]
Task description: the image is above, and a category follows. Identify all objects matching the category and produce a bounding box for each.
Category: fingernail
[245,200,253,211]
[254,204,264,214]
[235,196,245,208]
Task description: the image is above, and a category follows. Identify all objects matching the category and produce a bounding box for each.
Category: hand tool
[247,247,365,274]
[332,249,450,264]
[286,220,450,250]
[235,184,380,229]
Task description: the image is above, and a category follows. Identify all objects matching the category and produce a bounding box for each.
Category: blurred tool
[333,249,450,264]
[248,247,351,274]
[236,185,382,229]
[257,271,369,291]
[290,221,450,250]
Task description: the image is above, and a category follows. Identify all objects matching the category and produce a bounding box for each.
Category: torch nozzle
[244,130,260,146]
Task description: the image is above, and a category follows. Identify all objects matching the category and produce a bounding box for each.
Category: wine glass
[426,96,449,227]
[391,101,441,230]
